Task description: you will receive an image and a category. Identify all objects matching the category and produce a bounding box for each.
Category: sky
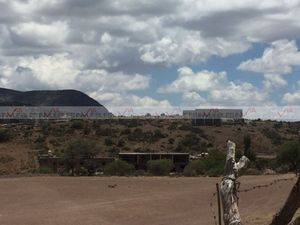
[1,0,300,110]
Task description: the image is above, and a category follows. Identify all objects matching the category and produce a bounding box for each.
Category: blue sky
[148,42,270,105]
[0,0,300,108]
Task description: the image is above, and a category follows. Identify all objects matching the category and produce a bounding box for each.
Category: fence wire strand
[238,175,296,194]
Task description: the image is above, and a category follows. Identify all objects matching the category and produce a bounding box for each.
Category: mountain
[0,87,103,107]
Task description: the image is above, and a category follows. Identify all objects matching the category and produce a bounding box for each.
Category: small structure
[118,152,190,171]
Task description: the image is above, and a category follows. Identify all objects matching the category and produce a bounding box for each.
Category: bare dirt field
[0,174,297,225]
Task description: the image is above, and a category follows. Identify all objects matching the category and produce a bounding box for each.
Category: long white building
[183,108,243,120]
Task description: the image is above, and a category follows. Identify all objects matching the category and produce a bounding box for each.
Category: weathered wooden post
[220,140,249,225]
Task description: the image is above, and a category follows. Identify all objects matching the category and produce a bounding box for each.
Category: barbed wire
[237,175,297,194]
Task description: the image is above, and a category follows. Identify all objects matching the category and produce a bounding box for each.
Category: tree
[243,134,256,161]
[64,139,99,175]
[270,141,300,225]
[277,141,300,172]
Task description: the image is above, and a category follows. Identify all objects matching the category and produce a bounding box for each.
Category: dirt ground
[0,174,297,225]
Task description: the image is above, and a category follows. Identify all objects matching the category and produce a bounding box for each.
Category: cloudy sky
[1,0,300,108]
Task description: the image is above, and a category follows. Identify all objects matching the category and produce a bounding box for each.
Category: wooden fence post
[220,140,249,225]
[216,183,222,225]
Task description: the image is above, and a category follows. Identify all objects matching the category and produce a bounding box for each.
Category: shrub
[71,120,84,130]
[183,160,207,176]
[104,138,114,146]
[117,138,125,147]
[35,135,45,143]
[121,128,131,135]
[39,166,54,174]
[181,133,200,147]
[277,141,300,172]
[179,124,206,137]
[262,128,283,145]
[168,138,175,144]
[183,149,225,177]
[254,158,276,171]
[107,147,120,157]
[243,134,256,161]
[147,159,173,176]
[128,129,166,143]
[0,128,12,142]
[42,122,51,135]
[83,124,91,135]
[103,160,135,176]
[0,155,15,163]
[153,129,167,139]
[96,128,117,137]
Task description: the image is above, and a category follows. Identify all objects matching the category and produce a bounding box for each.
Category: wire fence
[209,175,298,225]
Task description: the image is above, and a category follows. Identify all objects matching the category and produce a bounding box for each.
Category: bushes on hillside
[184,149,225,177]
[0,155,15,163]
[147,159,173,176]
[262,128,283,145]
[175,133,210,153]
[96,128,118,137]
[0,128,12,142]
[277,141,300,172]
[70,120,85,130]
[128,129,167,143]
[104,160,135,176]
[39,166,54,174]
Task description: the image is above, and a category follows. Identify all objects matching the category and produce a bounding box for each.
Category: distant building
[183,108,243,126]
[119,152,190,171]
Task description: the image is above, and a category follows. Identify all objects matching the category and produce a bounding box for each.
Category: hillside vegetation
[0,119,299,175]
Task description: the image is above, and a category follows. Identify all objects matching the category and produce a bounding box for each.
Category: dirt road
[0,174,296,225]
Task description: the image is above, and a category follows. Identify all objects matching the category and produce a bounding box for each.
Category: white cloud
[283,91,300,104]
[0,54,169,107]
[182,92,206,106]
[159,66,268,105]
[208,82,268,105]
[238,40,300,75]
[159,67,228,93]
[140,35,249,65]
[262,74,288,91]
[90,91,171,107]
[1,54,78,89]
[10,21,69,46]
[101,32,112,44]
[77,69,150,93]
[1,0,300,71]
[238,40,300,89]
